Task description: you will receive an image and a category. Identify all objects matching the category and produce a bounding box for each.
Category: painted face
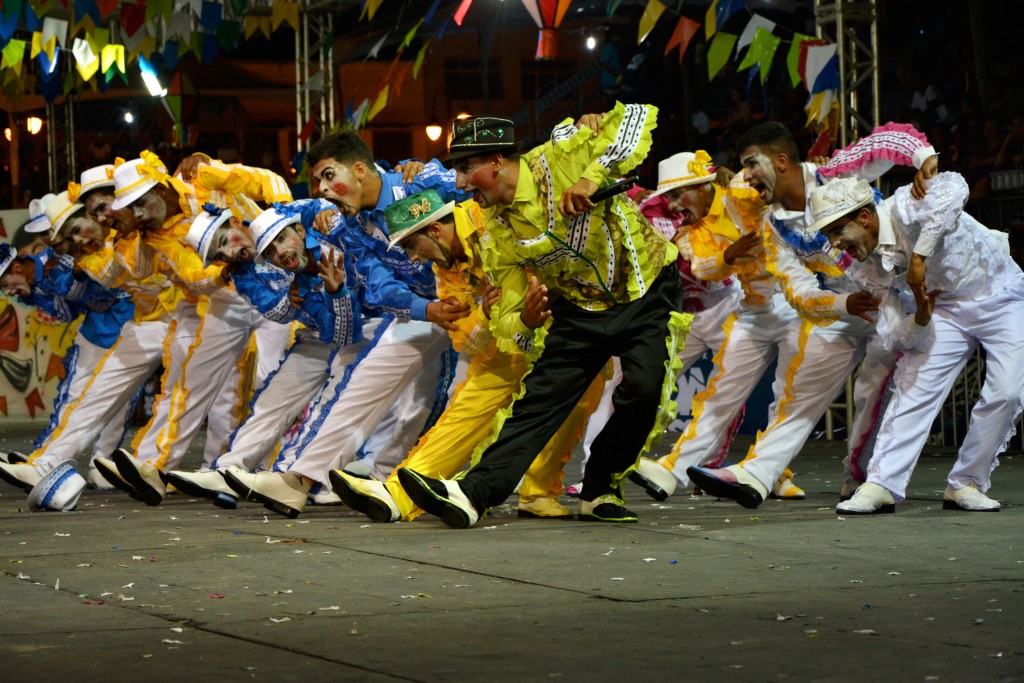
[63,214,107,254]
[209,218,256,263]
[821,215,877,262]
[398,226,454,269]
[454,157,502,208]
[740,146,778,204]
[663,183,713,226]
[0,261,32,297]
[263,225,308,272]
[311,158,363,217]
[129,189,171,232]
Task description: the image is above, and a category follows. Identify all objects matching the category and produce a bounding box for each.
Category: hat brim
[649,173,715,198]
[387,201,457,250]
[192,212,233,264]
[24,216,51,234]
[443,142,518,165]
[111,179,158,211]
[255,213,302,257]
[806,195,874,234]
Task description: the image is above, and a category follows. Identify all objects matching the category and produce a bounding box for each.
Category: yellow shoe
[770,476,806,500]
[517,496,573,519]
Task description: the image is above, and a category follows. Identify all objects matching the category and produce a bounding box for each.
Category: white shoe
[224,469,309,518]
[165,470,238,509]
[330,469,401,522]
[518,496,574,519]
[86,467,115,491]
[835,481,895,515]
[627,458,678,501]
[112,449,166,506]
[396,468,479,528]
[770,476,806,500]
[308,484,342,506]
[943,483,1000,512]
[0,462,44,492]
[27,462,86,512]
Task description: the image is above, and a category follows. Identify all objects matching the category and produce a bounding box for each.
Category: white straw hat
[807,177,875,234]
[28,461,87,512]
[650,151,716,197]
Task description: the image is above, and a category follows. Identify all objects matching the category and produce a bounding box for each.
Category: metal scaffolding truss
[295,1,337,151]
[46,96,77,192]
[814,0,880,147]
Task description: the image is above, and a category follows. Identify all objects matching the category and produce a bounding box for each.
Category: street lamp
[26,117,43,135]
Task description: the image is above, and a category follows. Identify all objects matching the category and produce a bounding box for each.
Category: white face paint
[740,148,778,204]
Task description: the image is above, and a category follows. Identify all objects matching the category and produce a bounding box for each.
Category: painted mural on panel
[0,212,79,420]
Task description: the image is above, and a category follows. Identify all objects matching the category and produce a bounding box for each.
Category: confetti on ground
[776,614,792,621]
[269,617,291,623]
[853,629,878,635]
[209,593,225,599]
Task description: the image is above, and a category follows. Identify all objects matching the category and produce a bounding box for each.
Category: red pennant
[392,63,409,98]
[120,3,147,37]
[25,387,46,418]
[298,117,316,143]
[96,0,118,18]
[798,39,828,90]
[0,396,7,416]
[806,128,832,161]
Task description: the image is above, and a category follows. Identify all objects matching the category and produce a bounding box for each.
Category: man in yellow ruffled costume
[93,151,292,506]
[398,104,692,528]
[331,189,604,522]
[626,149,808,503]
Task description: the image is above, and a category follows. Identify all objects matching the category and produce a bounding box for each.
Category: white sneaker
[225,469,309,518]
[627,458,678,501]
[165,470,237,509]
[112,449,166,506]
[943,483,1000,512]
[86,467,115,491]
[0,462,44,492]
[835,481,895,515]
[330,469,401,522]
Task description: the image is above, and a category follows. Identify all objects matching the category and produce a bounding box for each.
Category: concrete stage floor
[1,421,1022,682]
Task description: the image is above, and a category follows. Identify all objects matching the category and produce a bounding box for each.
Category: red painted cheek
[330,182,349,197]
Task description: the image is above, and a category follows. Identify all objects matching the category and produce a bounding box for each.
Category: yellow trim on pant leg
[391,349,526,520]
[739,318,813,466]
[27,337,124,462]
[129,317,179,454]
[519,368,607,503]
[152,312,210,469]
[663,311,737,470]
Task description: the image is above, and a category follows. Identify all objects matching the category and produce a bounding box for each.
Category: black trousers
[459,265,686,511]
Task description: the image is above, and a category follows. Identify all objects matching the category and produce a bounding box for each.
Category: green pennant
[321,29,334,59]
[400,19,424,51]
[787,33,814,87]
[27,0,55,19]
[63,69,76,95]
[707,31,737,81]
[146,0,174,23]
[217,20,241,50]
[228,0,247,18]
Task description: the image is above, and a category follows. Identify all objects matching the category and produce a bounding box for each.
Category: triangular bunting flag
[271,1,299,32]
[100,43,125,73]
[361,0,386,21]
[707,31,737,80]
[736,14,775,56]
[638,0,667,45]
[787,33,815,87]
[663,16,700,64]
[367,85,389,120]
[1,39,27,76]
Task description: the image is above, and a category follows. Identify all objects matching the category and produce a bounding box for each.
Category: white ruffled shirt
[849,172,1021,351]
